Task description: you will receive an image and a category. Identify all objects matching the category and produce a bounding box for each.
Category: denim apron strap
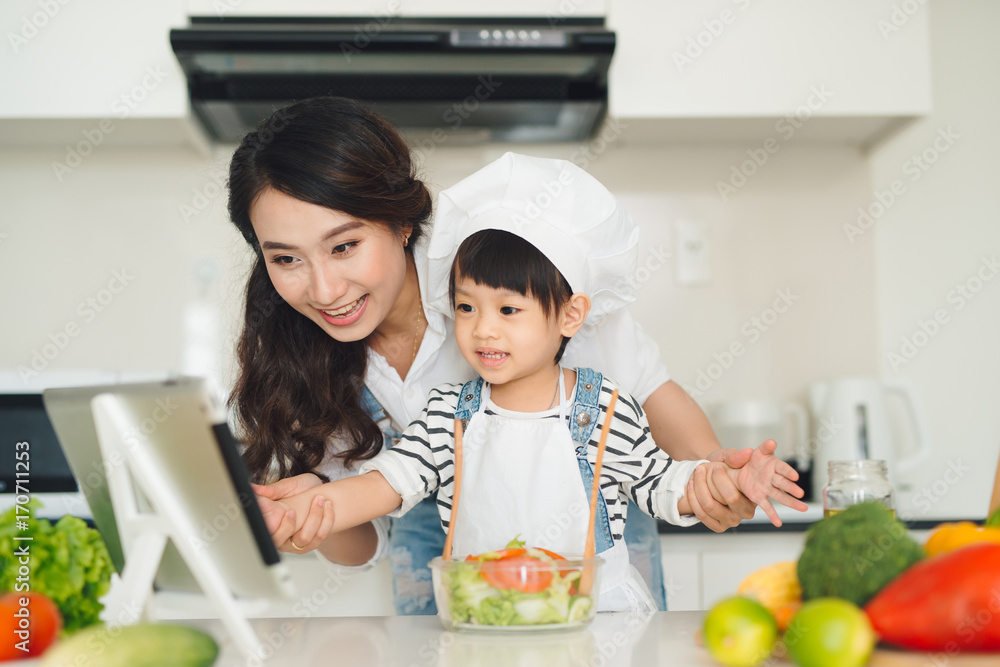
[569,367,614,555]
[453,377,484,428]
[361,385,401,444]
[360,385,388,423]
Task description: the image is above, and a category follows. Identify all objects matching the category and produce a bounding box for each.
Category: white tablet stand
[91,393,268,662]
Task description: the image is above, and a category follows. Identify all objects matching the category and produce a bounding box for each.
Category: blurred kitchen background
[1,0,998,522]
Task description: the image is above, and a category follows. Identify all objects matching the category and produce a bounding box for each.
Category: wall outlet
[674,219,712,286]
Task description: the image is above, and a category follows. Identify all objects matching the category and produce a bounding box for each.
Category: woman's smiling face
[250,188,410,342]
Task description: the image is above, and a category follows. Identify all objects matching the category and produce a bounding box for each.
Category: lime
[703,596,778,667]
[784,598,877,667]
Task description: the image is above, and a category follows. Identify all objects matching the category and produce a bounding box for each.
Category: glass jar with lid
[823,460,895,517]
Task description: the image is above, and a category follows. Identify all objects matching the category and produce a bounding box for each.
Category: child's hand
[729,440,808,526]
[257,485,335,553]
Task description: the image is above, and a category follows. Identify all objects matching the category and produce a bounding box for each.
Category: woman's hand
[253,473,336,554]
[685,447,759,532]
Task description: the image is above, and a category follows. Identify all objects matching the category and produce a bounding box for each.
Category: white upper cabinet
[3,0,189,119]
[607,0,932,144]
[0,0,196,147]
[1,0,930,147]
[183,0,606,18]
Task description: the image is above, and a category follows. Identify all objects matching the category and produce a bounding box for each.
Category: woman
[229,97,763,613]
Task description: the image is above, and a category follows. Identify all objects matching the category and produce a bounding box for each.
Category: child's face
[452,275,567,387]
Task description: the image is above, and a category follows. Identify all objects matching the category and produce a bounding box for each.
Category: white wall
[0,143,874,404]
[868,0,1000,519]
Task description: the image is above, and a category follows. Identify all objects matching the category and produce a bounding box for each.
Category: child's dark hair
[449,229,574,362]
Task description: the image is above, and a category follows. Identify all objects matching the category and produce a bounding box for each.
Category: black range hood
[169,17,615,144]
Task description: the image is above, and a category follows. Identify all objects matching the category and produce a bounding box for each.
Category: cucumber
[43,623,218,667]
[567,596,592,623]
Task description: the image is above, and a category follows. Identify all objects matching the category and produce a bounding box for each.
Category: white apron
[451,369,656,612]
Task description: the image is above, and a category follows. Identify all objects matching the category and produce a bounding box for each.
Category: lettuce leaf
[445,560,592,626]
[0,500,113,631]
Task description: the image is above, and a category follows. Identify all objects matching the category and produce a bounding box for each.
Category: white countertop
[171,611,1000,666]
[15,611,998,666]
[197,611,710,667]
[745,500,824,525]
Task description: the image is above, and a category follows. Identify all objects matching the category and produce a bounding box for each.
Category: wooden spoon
[579,389,618,597]
[442,417,463,561]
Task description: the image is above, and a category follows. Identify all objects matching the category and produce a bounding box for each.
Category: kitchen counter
[181,611,995,666]
[658,501,983,533]
[10,610,997,665]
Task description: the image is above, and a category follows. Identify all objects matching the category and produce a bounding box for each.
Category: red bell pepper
[865,542,1000,652]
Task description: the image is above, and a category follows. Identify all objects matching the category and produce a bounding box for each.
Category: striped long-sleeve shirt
[358,371,704,544]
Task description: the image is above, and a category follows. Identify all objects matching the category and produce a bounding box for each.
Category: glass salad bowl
[429,552,603,632]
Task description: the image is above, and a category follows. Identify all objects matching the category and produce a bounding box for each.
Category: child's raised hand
[731,440,808,526]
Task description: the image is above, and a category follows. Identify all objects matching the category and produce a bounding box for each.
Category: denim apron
[451,368,655,612]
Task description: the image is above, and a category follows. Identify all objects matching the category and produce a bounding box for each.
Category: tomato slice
[479,554,554,593]
[464,545,570,593]
[465,547,526,562]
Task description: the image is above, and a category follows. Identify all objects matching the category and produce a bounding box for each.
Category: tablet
[43,377,293,601]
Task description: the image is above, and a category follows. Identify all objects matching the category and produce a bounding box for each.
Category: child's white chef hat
[425,152,639,324]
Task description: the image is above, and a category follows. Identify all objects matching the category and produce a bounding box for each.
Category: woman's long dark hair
[227,97,432,483]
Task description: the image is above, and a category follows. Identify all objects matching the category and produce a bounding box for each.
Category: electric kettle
[807,377,931,501]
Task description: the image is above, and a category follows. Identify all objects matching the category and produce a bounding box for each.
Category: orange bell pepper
[924,521,1000,557]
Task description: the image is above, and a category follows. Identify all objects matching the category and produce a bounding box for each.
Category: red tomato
[465,547,527,562]
[480,554,554,593]
[0,592,63,660]
[465,544,573,593]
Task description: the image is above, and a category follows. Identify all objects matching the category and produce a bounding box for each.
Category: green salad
[443,539,596,626]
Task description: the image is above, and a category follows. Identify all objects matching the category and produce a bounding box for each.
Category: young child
[274,155,806,611]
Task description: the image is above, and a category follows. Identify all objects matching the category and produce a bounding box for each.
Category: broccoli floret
[797,501,925,607]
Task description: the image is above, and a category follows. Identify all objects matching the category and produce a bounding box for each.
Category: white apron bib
[451,369,656,612]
